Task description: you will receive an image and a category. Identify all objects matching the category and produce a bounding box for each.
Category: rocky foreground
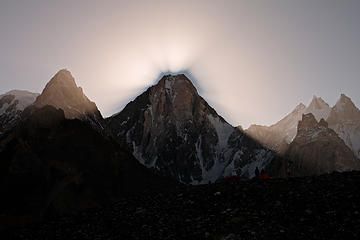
[3,171,360,240]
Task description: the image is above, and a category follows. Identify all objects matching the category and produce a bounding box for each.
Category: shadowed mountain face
[0,105,174,229]
[33,69,105,132]
[107,74,278,184]
[0,90,39,137]
[284,113,360,177]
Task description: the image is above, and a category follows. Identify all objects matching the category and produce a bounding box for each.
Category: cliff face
[108,74,277,184]
[285,113,360,177]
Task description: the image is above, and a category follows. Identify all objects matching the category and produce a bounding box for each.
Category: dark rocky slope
[0,105,174,231]
[5,171,360,240]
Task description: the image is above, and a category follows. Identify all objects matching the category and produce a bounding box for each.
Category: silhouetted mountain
[284,113,360,177]
[0,90,39,136]
[107,74,278,184]
[0,105,174,230]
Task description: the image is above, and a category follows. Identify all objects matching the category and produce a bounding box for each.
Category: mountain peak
[333,93,357,113]
[304,95,331,121]
[308,95,329,110]
[47,69,77,88]
[293,103,306,112]
[327,94,360,124]
[338,93,352,104]
[158,74,196,93]
[34,69,101,120]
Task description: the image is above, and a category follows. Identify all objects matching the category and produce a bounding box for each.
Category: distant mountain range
[246,94,360,160]
[1,69,360,225]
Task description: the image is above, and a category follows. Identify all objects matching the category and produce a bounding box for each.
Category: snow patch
[207,115,234,148]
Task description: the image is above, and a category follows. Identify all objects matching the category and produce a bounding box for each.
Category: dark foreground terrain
[3,171,360,240]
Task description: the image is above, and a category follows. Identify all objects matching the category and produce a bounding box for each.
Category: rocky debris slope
[0,90,39,136]
[5,171,360,240]
[284,113,360,177]
[107,74,277,184]
[33,69,105,132]
[0,105,174,230]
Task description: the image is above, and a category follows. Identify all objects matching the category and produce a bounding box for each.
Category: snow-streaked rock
[107,74,277,184]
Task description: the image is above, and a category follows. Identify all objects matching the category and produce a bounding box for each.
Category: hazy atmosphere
[1,0,360,128]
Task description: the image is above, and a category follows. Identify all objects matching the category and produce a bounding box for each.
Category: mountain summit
[34,69,102,120]
[107,74,277,184]
[305,95,331,121]
[29,69,105,131]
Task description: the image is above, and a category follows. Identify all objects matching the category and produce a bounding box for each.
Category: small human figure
[255,167,260,178]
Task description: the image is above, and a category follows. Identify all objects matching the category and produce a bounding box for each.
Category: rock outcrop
[107,74,277,184]
[284,113,360,177]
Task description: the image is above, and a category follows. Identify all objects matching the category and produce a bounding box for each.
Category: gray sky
[1,0,360,128]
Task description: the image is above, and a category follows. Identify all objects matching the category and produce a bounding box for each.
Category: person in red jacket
[260,169,270,179]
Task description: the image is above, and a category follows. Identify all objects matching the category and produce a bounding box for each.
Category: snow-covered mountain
[284,113,360,176]
[0,90,39,136]
[30,69,105,132]
[327,94,360,159]
[107,74,278,184]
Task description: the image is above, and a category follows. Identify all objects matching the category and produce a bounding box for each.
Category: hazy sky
[1,0,360,128]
